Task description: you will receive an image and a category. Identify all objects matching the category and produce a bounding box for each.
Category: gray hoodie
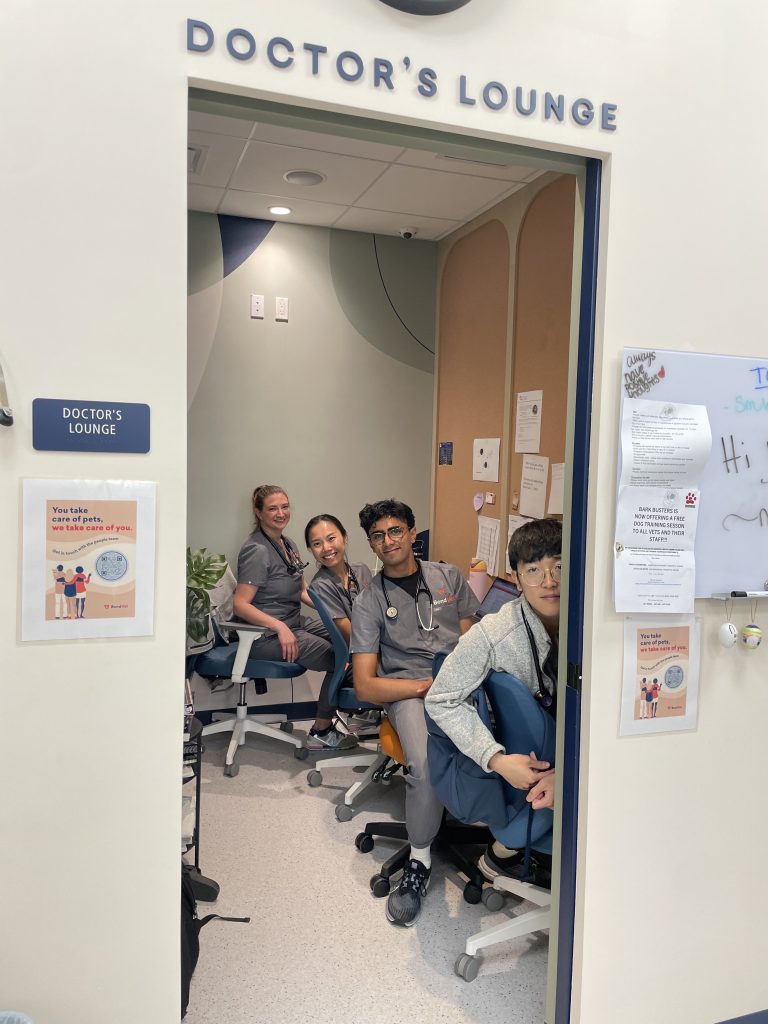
[425,596,554,772]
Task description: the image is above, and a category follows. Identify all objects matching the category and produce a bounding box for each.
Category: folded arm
[352,652,431,704]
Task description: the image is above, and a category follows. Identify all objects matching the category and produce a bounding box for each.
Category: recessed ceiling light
[283,169,326,186]
[269,206,292,216]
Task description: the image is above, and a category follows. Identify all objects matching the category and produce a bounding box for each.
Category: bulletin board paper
[514,390,543,453]
[473,438,500,482]
[620,616,700,736]
[519,455,549,519]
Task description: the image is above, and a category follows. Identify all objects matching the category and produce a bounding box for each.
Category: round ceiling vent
[283,169,326,186]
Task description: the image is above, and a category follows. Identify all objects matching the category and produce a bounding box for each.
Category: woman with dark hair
[233,485,357,751]
[304,514,373,646]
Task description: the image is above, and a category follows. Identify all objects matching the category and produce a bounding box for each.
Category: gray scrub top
[310,562,373,621]
[236,530,303,629]
[350,561,479,679]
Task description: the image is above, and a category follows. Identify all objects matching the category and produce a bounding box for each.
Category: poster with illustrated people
[21,479,156,641]
[620,616,701,736]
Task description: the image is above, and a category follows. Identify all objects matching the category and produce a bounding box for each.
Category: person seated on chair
[304,514,373,646]
[351,498,479,927]
[233,484,357,752]
[425,518,561,883]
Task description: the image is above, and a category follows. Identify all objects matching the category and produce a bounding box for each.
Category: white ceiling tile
[188,130,248,188]
[218,190,348,227]
[355,165,514,220]
[188,110,255,139]
[231,141,388,204]
[249,122,404,162]
[332,207,457,240]
[395,149,534,182]
[188,184,225,213]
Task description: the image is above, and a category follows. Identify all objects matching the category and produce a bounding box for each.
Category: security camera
[399,227,418,240]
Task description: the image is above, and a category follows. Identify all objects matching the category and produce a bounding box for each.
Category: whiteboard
[620,348,768,597]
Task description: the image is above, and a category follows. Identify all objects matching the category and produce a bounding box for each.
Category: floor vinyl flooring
[184,724,548,1024]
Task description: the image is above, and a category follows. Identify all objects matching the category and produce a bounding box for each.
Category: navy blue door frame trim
[717,1013,768,1024]
[554,158,602,1024]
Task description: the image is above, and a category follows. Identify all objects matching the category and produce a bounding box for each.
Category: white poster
[476,515,500,577]
[619,398,711,489]
[548,463,565,515]
[514,389,543,454]
[519,455,549,519]
[620,617,700,736]
[21,478,157,641]
[473,438,500,482]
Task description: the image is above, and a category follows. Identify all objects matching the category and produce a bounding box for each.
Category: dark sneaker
[306,726,358,751]
[477,844,526,882]
[386,859,431,927]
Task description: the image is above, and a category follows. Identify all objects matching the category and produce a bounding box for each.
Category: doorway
[186,87,600,1024]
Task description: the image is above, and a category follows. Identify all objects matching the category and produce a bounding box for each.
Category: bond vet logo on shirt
[378,0,472,13]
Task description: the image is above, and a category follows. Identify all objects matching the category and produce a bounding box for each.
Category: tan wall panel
[433,219,509,572]
[507,177,575,548]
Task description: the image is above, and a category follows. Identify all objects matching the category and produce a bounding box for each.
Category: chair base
[455,873,551,982]
[356,818,492,903]
[311,750,390,817]
[202,700,305,775]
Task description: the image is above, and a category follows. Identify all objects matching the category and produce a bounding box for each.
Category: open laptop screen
[476,577,520,618]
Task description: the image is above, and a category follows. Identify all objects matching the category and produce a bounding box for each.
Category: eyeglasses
[369,525,406,545]
[520,563,562,586]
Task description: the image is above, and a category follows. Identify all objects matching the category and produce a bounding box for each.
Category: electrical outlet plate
[275,297,289,322]
[250,294,264,319]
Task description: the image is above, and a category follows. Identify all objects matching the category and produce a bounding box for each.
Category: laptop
[476,576,520,618]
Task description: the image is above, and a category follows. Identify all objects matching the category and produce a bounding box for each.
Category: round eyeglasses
[520,563,561,586]
[368,525,406,545]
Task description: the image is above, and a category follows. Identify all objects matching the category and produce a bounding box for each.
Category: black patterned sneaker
[477,844,526,882]
[306,726,358,751]
[386,859,431,927]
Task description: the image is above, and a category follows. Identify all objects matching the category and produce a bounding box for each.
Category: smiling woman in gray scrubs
[232,484,357,751]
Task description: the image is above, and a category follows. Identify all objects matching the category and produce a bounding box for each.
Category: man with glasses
[351,498,479,927]
[425,518,561,882]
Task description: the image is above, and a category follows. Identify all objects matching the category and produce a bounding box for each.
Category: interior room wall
[187,214,437,568]
[4,3,768,1023]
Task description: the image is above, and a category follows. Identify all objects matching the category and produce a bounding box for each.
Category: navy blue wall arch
[378,0,473,14]
[217,215,274,279]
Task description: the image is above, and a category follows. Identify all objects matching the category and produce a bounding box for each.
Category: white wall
[2,2,768,1022]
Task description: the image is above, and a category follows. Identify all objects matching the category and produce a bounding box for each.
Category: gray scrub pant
[251,615,336,720]
[384,697,444,849]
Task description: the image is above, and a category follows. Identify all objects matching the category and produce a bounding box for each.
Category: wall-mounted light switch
[250,294,264,319]
[275,297,289,322]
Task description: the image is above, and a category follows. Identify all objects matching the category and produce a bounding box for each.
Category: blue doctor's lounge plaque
[32,399,150,453]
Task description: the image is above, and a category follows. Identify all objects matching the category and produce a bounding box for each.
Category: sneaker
[477,844,526,882]
[386,859,431,927]
[306,725,358,751]
[340,709,381,737]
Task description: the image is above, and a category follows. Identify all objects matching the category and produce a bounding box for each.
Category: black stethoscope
[520,604,555,711]
[380,561,439,632]
[259,528,309,576]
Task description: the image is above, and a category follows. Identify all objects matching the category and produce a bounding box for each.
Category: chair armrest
[219,622,275,682]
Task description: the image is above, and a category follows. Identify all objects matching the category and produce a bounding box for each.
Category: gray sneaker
[386,859,431,927]
[306,726,358,751]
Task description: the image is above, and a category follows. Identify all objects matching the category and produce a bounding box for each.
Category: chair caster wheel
[355,833,374,853]
[370,874,390,898]
[482,887,505,912]
[307,770,322,787]
[455,953,481,982]
[279,721,294,733]
[463,882,482,905]
[293,746,309,760]
[335,803,354,822]
[224,763,239,777]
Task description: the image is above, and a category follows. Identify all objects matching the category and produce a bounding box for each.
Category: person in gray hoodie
[425,518,561,881]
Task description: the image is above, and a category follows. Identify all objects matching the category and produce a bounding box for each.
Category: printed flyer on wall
[21,479,157,641]
[620,616,700,736]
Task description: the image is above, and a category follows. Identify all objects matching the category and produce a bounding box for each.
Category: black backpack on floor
[181,868,250,1018]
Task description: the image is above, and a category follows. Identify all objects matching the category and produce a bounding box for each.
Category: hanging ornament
[719,598,738,648]
[741,600,762,649]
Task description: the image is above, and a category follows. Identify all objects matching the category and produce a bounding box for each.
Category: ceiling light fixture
[283,169,326,186]
[268,206,292,216]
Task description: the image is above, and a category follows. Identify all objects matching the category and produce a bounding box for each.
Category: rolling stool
[198,622,308,776]
[354,719,492,902]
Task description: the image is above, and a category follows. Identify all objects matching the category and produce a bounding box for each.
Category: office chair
[194,620,308,776]
[305,586,396,821]
[444,668,556,982]
[354,716,493,904]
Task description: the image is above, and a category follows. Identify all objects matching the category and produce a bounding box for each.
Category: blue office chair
[428,662,556,982]
[305,586,395,821]
[194,620,309,776]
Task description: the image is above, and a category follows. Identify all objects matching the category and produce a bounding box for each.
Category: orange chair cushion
[379,719,406,765]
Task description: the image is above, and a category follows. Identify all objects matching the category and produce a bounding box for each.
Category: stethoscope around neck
[259,527,308,576]
[381,561,439,632]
